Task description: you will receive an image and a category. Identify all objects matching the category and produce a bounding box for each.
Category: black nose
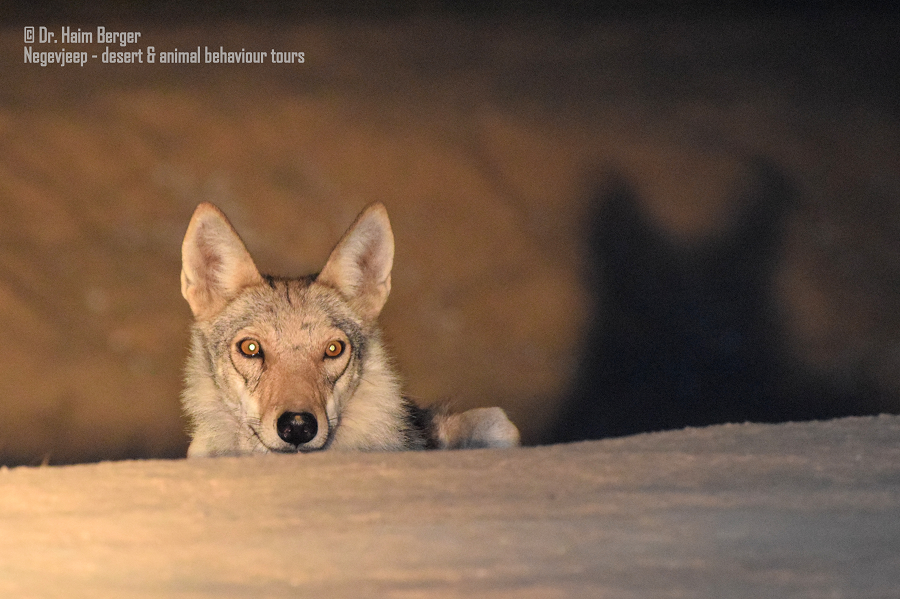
[276,412,318,446]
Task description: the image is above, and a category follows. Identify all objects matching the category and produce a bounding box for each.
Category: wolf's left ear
[181,203,263,320]
[317,203,394,322]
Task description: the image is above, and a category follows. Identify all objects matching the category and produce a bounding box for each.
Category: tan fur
[180,202,520,456]
[431,408,522,450]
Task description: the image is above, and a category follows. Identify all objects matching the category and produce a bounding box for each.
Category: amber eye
[324,340,346,359]
[238,338,262,358]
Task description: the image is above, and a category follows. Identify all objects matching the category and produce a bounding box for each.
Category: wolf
[180,201,520,457]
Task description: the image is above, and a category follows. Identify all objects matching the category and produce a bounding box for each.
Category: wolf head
[180,202,409,456]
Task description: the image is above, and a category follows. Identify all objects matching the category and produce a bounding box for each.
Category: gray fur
[180,202,520,457]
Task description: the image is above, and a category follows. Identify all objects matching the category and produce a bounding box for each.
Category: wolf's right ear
[181,203,263,320]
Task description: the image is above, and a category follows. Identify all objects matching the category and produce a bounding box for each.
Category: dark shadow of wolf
[552,160,882,442]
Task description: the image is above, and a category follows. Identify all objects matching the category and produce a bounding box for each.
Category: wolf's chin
[246,423,333,454]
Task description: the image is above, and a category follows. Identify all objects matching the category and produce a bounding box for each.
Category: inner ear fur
[181,202,263,320]
[317,203,394,322]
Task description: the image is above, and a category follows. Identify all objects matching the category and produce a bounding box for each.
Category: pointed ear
[317,203,394,322]
[181,202,263,320]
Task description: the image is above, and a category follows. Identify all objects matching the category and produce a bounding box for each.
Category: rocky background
[0,6,898,464]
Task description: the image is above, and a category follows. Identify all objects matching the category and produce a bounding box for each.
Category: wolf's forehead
[249,277,356,332]
[271,301,342,335]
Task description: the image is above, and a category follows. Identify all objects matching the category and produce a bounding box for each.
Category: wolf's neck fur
[181,329,245,457]
[328,336,411,451]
